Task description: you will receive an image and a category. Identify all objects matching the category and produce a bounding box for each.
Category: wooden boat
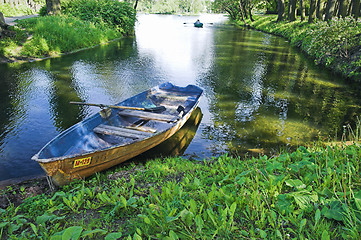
[32,82,203,186]
[194,22,203,28]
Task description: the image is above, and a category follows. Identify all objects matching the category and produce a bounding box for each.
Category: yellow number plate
[73,157,92,168]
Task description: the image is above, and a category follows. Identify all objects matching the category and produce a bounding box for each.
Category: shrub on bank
[245,15,361,81]
[17,15,121,57]
[48,0,137,35]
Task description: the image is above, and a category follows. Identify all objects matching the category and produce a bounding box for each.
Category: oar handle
[69,102,166,113]
[69,101,145,111]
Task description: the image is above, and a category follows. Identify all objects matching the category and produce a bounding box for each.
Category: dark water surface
[1,14,361,181]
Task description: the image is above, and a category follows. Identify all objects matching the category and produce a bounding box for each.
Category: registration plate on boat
[73,157,92,168]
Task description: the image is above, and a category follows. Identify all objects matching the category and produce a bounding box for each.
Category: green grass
[1,142,360,239]
[0,4,36,17]
[244,15,361,81]
[15,15,122,58]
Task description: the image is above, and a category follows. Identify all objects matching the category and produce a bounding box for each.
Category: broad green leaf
[315,209,321,226]
[169,230,179,240]
[105,232,123,240]
[9,223,21,234]
[229,202,237,219]
[285,179,306,190]
[0,222,9,228]
[120,196,127,208]
[180,209,193,226]
[189,199,197,214]
[194,177,201,188]
[354,190,361,210]
[144,216,151,224]
[166,214,180,223]
[266,160,283,172]
[321,201,344,221]
[133,233,142,240]
[276,230,282,239]
[50,235,62,240]
[259,229,267,238]
[62,226,83,240]
[195,215,204,232]
[293,193,318,210]
[36,212,58,225]
[276,194,294,214]
[299,219,307,232]
[29,223,38,236]
[321,230,330,240]
[207,209,217,227]
[81,229,107,238]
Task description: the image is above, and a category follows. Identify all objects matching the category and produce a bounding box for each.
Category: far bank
[241,15,361,81]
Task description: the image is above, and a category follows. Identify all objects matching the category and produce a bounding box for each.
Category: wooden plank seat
[118,109,176,122]
[94,124,153,139]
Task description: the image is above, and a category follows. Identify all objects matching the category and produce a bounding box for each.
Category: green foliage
[246,15,361,81]
[0,26,28,58]
[16,15,121,57]
[0,4,36,17]
[1,0,136,59]
[1,144,361,239]
[61,0,136,35]
[136,0,207,14]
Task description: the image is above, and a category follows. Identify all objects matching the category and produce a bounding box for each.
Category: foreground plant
[0,143,360,239]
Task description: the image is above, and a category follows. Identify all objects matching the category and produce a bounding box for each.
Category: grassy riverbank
[0,0,136,63]
[243,15,361,81]
[1,142,360,239]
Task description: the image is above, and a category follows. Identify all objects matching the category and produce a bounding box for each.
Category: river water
[1,14,361,182]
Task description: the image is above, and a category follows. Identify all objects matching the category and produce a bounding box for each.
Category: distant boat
[194,21,203,28]
[32,82,203,186]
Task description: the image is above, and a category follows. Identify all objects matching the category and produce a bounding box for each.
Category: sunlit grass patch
[17,16,122,58]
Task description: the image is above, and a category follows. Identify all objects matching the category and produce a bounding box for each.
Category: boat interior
[37,83,203,160]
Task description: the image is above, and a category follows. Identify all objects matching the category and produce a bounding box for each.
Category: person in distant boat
[195,19,201,24]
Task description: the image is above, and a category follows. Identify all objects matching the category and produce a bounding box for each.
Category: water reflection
[133,107,203,161]
[200,28,360,153]
[0,14,361,181]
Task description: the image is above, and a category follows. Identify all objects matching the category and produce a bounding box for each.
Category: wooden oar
[69,101,166,113]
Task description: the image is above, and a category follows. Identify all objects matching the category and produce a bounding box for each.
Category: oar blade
[144,106,166,113]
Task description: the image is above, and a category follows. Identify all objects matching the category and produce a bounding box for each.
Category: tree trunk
[0,11,8,29]
[241,0,248,19]
[309,0,317,22]
[352,0,360,19]
[347,0,353,15]
[338,0,348,17]
[289,0,297,21]
[300,0,305,21]
[46,0,61,15]
[277,0,285,21]
[287,0,292,19]
[249,8,254,21]
[133,0,139,9]
[324,0,336,20]
[0,11,9,38]
[316,0,324,19]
